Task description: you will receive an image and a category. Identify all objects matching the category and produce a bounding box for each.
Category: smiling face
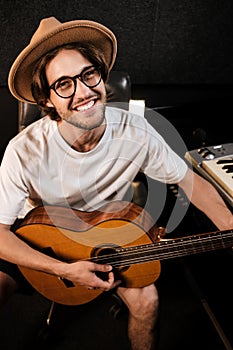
[45,49,107,130]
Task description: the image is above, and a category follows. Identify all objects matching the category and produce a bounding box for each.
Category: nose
[73,78,90,99]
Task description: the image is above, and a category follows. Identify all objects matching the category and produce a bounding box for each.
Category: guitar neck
[95,229,233,268]
[14,202,233,306]
[157,229,233,261]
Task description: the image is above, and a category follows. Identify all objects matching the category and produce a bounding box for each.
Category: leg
[0,259,33,307]
[0,271,19,306]
[117,283,159,350]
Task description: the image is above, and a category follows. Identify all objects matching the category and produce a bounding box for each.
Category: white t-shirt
[0,106,187,224]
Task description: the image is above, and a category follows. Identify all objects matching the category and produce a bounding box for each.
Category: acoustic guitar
[14,200,233,305]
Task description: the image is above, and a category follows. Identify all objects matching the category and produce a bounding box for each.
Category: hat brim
[8,20,117,104]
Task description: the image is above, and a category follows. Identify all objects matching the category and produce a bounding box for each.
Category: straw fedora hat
[8,16,117,104]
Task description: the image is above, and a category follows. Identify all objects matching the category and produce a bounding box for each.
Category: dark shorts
[0,258,34,295]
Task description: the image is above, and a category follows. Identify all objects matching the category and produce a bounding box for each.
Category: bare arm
[178,167,233,230]
[0,224,120,290]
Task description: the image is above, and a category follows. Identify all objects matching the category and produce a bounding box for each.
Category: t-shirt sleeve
[141,121,188,183]
[0,143,29,225]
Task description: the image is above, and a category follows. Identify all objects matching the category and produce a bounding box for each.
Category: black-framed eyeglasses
[49,65,102,98]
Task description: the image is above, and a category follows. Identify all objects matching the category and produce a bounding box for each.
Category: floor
[1,240,233,350]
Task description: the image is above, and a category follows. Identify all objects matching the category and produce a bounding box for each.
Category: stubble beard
[59,103,106,131]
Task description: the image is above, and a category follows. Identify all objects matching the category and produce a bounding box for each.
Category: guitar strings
[86,230,233,268]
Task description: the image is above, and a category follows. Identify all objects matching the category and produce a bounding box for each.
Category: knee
[136,285,159,315]
[0,272,18,306]
[123,284,159,319]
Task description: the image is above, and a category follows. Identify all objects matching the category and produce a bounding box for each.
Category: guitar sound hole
[91,244,121,281]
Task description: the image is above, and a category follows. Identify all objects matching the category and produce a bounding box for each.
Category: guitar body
[15,201,161,305]
[14,201,233,305]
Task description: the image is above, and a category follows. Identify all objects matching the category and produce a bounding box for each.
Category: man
[0,17,232,350]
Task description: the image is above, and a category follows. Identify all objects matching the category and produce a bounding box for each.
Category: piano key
[217,159,233,164]
[202,156,233,198]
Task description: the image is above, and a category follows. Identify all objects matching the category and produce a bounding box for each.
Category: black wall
[1,0,233,86]
[0,0,233,157]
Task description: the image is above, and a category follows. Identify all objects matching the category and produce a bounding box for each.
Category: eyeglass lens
[53,66,101,98]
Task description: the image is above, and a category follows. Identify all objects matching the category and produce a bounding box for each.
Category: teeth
[77,100,95,111]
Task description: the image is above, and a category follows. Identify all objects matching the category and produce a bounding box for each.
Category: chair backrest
[18,71,131,132]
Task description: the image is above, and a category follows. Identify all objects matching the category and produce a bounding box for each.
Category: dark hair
[31,42,109,120]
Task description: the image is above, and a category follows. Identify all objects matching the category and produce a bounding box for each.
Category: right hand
[59,260,122,291]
